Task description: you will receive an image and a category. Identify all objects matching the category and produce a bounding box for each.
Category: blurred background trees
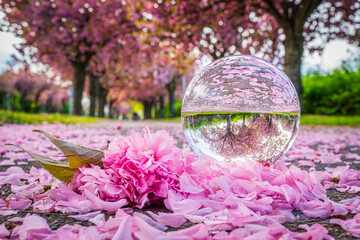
[0,65,69,113]
[0,0,359,118]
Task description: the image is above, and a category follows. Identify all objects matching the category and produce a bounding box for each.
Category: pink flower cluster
[72,128,184,207]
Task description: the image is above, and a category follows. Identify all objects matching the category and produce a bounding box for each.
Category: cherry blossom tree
[151,44,196,118]
[152,0,360,105]
[83,21,143,118]
[0,70,17,95]
[0,0,141,115]
[11,70,48,111]
[257,0,359,104]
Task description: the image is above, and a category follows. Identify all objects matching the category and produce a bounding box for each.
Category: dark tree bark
[143,100,153,119]
[98,83,107,118]
[20,95,26,112]
[89,73,99,117]
[108,99,116,119]
[61,99,66,114]
[72,62,87,115]
[108,100,113,118]
[166,79,176,118]
[159,95,165,118]
[3,93,11,110]
[154,99,159,118]
[46,97,53,113]
[283,28,304,109]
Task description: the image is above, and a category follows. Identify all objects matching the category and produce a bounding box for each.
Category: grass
[0,110,101,125]
[300,115,360,127]
[1,111,359,126]
[152,115,360,127]
[151,117,182,122]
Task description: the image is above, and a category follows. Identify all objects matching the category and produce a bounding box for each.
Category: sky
[0,31,23,71]
[0,30,359,75]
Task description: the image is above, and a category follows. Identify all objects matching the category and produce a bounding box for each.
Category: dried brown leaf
[33,129,104,168]
[6,144,75,182]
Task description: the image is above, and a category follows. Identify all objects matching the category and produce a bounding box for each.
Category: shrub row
[302,66,360,115]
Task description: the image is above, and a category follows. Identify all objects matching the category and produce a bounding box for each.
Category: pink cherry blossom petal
[0,209,18,216]
[8,199,32,210]
[0,224,10,238]
[297,160,316,168]
[300,200,332,218]
[295,223,333,240]
[147,212,186,228]
[330,213,360,238]
[166,223,209,239]
[84,189,128,211]
[0,199,6,208]
[69,211,102,221]
[112,215,133,240]
[89,213,105,226]
[133,212,168,231]
[133,216,166,240]
[179,172,205,194]
[12,214,51,239]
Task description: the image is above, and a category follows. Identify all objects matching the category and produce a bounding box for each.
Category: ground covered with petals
[0,122,360,239]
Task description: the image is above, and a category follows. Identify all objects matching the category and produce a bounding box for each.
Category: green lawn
[300,115,360,127]
[151,117,182,122]
[0,110,101,125]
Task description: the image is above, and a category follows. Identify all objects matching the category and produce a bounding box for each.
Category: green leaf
[33,130,104,168]
[6,144,75,182]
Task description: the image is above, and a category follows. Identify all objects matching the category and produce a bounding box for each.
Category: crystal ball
[181,55,300,164]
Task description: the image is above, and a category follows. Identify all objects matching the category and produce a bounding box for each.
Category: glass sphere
[181,55,300,164]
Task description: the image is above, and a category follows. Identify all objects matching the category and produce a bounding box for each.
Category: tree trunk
[283,29,304,111]
[20,95,26,112]
[143,100,153,119]
[159,95,165,118]
[89,73,98,117]
[98,83,106,118]
[4,93,11,110]
[46,98,52,113]
[61,99,66,114]
[154,99,158,118]
[108,100,113,118]
[72,62,87,115]
[41,103,46,113]
[108,99,116,119]
[167,79,176,118]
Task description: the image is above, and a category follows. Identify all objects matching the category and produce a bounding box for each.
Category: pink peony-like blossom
[72,128,185,207]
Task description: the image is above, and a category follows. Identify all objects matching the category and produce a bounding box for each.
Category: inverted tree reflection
[185,112,299,163]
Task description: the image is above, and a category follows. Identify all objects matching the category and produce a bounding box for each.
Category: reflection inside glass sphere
[182,112,299,164]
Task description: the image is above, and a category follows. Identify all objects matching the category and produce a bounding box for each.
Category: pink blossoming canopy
[181,55,301,164]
